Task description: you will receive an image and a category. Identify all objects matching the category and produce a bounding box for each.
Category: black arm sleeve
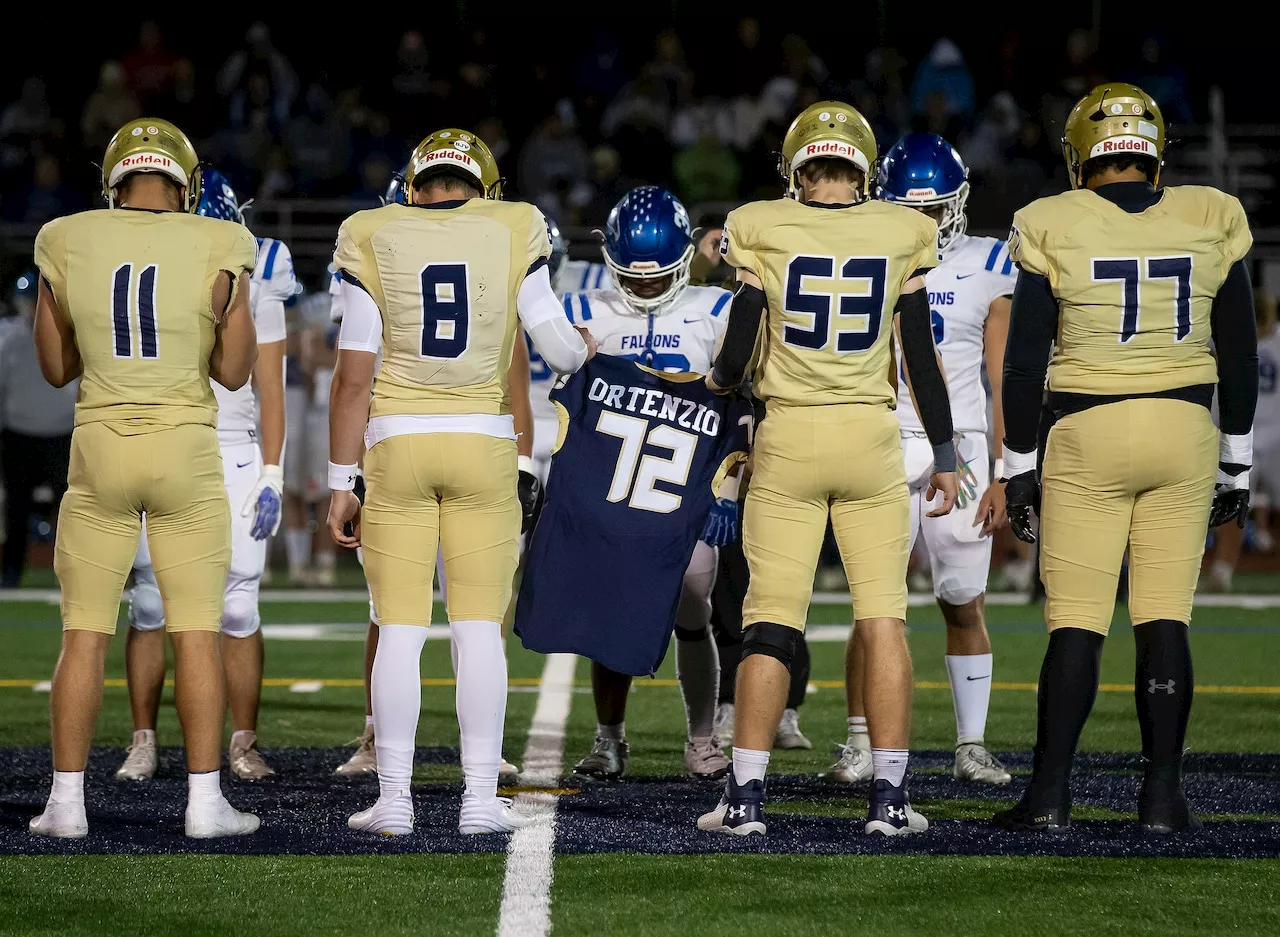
[898,288,955,470]
[1002,270,1059,453]
[1210,259,1258,437]
[710,281,766,388]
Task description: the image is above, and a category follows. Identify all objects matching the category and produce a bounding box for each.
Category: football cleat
[953,743,1012,785]
[685,737,730,780]
[185,796,260,838]
[992,793,1071,832]
[499,759,521,787]
[348,792,414,835]
[713,702,735,746]
[865,778,928,836]
[697,771,767,836]
[824,743,873,783]
[335,725,378,776]
[115,730,158,781]
[459,794,531,834]
[572,736,629,782]
[1138,768,1202,834]
[774,708,811,750]
[228,731,276,781]
[29,801,88,839]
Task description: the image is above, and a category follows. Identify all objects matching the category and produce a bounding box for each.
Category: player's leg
[335,545,378,776]
[1127,400,1217,833]
[282,384,311,583]
[994,406,1132,831]
[306,404,336,586]
[674,541,728,778]
[117,527,165,780]
[775,633,811,749]
[710,536,749,744]
[437,433,526,833]
[572,662,633,781]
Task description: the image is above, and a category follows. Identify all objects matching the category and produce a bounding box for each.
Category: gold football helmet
[1062,83,1166,188]
[779,101,878,201]
[403,128,503,200]
[101,118,201,211]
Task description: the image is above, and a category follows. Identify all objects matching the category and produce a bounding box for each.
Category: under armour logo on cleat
[727,805,747,819]
[1148,679,1176,695]
[886,806,907,821]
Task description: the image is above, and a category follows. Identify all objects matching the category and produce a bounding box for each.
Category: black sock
[1133,619,1193,772]
[1028,627,1105,805]
[785,635,811,709]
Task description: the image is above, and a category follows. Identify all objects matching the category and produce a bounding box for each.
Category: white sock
[316,550,336,571]
[49,770,84,805]
[731,747,770,785]
[872,748,909,787]
[946,653,994,745]
[676,630,719,740]
[372,624,428,800]
[451,620,507,802]
[847,715,870,751]
[187,769,222,804]
[597,722,625,741]
[364,714,375,729]
[284,528,310,571]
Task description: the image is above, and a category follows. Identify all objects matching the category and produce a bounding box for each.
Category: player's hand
[926,471,958,517]
[974,482,1008,536]
[701,497,739,547]
[1004,471,1040,544]
[328,489,362,549]
[1209,463,1251,529]
[705,371,731,395]
[518,469,542,534]
[241,465,284,540]
[576,327,598,361]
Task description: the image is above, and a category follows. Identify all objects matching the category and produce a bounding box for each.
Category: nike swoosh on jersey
[956,273,979,280]
[683,317,700,324]
[966,674,991,681]
[236,461,253,468]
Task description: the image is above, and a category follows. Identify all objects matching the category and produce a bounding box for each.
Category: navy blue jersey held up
[514,354,752,676]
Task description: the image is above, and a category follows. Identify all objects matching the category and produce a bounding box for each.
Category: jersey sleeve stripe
[1001,252,1014,276]
[261,239,281,280]
[594,265,606,289]
[579,266,591,290]
[580,294,593,321]
[710,293,731,318]
[563,294,576,323]
[985,241,1003,272]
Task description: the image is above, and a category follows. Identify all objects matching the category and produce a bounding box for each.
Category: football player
[830,134,1014,787]
[326,128,593,835]
[560,186,737,782]
[30,119,260,838]
[115,169,292,783]
[993,83,1258,833]
[699,102,958,837]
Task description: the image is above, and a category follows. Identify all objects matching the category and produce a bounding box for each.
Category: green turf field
[1,596,1278,936]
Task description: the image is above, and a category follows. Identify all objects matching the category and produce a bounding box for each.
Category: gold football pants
[362,432,520,626]
[1040,397,1217,635]
[742,404,909,630]
[56,422,230,634]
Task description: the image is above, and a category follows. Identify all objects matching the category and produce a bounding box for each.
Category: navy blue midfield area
[2,748,1279,859]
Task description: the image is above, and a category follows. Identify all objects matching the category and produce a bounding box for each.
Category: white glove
[242,464,284,540]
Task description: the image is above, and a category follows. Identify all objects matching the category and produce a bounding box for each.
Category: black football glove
[1003,470,1041,544]
[518,469,542,534]
[1208,462,1250,530]
[344,470,366,540]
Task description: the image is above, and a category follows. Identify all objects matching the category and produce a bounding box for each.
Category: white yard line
[497,653,577,937]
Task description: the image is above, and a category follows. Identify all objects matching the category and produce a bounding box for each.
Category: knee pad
[741,621,801,670]
[936,582,983,607]
[674,624,711,643]
[220,592,261,638]
[128,576,165,632]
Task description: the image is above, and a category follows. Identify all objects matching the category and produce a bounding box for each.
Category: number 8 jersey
[721,197,938,409]
[333,199,550,417]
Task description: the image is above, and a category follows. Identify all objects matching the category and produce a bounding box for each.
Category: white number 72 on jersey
[596,411,697,513]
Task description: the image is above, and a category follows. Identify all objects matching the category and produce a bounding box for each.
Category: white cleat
[348,792,414,835]
[459,793,531,834]
[335,725,378,776]
[823,743,873,783]
[29,801,88,838]
[684,737,730,779]
[713,702,735,746]
[185,796,260,838]
[499,759,521,787]
[115,730,157,781]
[774,708,811,749]
[953,743,1012,785]
[229,731,276,781]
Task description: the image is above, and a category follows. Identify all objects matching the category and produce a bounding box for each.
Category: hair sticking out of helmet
[878,133,970,253]
[600,187,695,317]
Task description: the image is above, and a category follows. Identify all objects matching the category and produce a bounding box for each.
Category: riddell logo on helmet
[804,141,856,159]
[121,153,173,170]
[418,149,479,173]
[1090,137,1156,157]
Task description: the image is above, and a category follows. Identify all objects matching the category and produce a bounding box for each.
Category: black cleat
[1138,769,1202,834]
[992,793,1071,831]
[865,778,928,835]
[697,771,766,836]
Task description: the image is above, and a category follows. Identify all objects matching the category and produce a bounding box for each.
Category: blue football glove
[242,464,284,541]
[701,497,739,548]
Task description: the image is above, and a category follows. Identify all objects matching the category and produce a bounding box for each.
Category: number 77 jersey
[514,355,752,676]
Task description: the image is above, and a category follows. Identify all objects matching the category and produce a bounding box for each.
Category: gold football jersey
[334,200,550,418]
[34,209,257,430]
[1010,185,1252,395]
[722,198,938,408]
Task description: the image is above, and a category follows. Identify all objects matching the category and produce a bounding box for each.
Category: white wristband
[518,455,535,476]
[993,458,1005,482]
[1002,448,1037,479]
[1219,430,1253,467]
[328,461,359,491]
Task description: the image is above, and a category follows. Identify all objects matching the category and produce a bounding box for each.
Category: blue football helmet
[384,165,409,205]
[877,134,970,252]
[196,168,245,224]
[545,214,568,285]
[601,186,694,316]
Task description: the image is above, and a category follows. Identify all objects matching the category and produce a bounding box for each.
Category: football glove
[1208,462,1250,530]
[701,497,739,548]
[518,469,542,534]
[242,464,284,541]
[1003,471,1040,545]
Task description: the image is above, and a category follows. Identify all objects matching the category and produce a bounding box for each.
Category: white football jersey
[557,260,610,294]
[897,234,1017,436]
[214,236,295,433]
[528,261,617,422]
[1254,328,1280,452]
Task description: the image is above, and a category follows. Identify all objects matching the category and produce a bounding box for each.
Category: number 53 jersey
[514,355,752,676]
